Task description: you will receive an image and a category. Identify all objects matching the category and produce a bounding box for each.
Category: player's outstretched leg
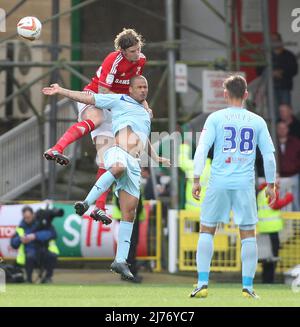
[90,167,112,225]
[85,170,116,205]
[44,119,95,166]
[95,167,110,210]
[44,148,70,166]
[74,170,116,221]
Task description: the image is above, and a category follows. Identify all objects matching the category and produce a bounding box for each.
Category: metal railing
[178,209,300,274]
[179,210,241,272]
[0,99,77,200]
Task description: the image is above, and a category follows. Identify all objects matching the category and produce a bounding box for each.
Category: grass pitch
[0,283,299,307]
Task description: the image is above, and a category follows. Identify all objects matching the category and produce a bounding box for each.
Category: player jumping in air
[44,28,150,224]
[42,76,170,280]
[191,75,276,299]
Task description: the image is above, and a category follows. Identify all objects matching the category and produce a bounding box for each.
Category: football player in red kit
[44,28,149,224]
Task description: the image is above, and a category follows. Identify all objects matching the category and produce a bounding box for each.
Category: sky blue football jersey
[93,93,151,147]
[200,107,275,189]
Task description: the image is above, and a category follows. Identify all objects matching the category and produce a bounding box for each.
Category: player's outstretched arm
[42,83,95,105]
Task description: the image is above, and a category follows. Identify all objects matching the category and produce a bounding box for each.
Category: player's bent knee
[81,107,103,126]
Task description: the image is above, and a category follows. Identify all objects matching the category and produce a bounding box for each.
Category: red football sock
[53,119,95,153]
[95,167,110,211]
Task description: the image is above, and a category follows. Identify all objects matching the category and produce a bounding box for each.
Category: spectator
[278,104,300,139]
[257,179,294,283]
[277,122,300,210]
[10,206,59,284]
[178,141,211,211]
[271,33,298,112]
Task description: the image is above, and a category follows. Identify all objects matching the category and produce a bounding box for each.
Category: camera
[34,206,64,230]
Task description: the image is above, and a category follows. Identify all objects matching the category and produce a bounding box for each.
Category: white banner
[202,70,246,113]
[175,63,188,93]
[0,203,116,258]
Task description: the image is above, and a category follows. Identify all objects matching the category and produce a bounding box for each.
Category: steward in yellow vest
[10,206,59,283]
[179,143,212,211]
[257,182,293,283]
[257,182,293,233]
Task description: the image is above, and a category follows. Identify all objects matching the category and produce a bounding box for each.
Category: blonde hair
[114,28,144,50]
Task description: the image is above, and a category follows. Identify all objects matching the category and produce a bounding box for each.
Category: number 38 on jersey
[223,126,255,154]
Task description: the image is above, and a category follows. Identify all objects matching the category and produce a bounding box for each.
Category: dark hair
[114,28,144,50]
[223,75,247,99]
[129,75,147,86]
[272,32,282,42]
[22,206,33,214]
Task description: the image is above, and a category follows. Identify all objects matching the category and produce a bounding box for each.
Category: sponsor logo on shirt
[106,74,114,85]
[115,79,130,85]
[225,156,248,164]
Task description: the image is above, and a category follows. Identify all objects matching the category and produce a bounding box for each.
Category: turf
[0,283,299,307]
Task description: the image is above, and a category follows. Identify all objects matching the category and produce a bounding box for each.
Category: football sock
[85,171,115,206]
[196,233,214,288]
[241,237,257,292]
[54,119,95,153]
[116,221,134,262]
[95,168,110,211]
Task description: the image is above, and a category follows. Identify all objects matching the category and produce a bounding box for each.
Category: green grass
[0,283,299,307]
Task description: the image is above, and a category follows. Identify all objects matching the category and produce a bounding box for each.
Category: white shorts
[77,90,113,142]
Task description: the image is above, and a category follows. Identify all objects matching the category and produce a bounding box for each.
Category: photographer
[10,206,60,284]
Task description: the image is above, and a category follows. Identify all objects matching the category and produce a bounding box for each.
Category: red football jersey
[84,51,146,94]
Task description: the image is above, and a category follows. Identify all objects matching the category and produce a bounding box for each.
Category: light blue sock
[85,171,115,206]
[116,221,134,263]
[241,237,257,292]
[196,233,214,288]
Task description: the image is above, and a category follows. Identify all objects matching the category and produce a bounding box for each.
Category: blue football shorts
[200,186,258,227]
[104,145,141,199]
